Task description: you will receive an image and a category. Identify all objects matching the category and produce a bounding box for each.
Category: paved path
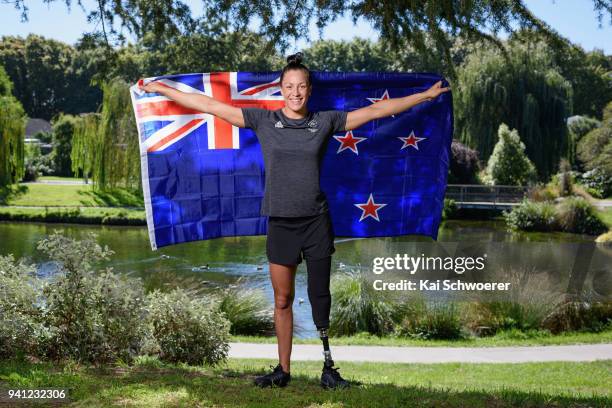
[593,199,612,209]
[229,343,612,363]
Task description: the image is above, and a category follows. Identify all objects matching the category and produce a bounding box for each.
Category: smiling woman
[137,52,449,390]
[278,53,312,118]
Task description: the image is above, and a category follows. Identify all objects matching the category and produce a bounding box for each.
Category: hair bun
[286,52,303,65]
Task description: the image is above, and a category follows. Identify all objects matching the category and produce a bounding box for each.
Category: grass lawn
[0,183,144,207]
[0,357,609,407]
[232,327,612,347]
[595,207,612,229]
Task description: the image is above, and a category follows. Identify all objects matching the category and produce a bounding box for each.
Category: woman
[139,53,450,389]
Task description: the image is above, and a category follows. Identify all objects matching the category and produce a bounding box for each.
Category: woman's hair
[280,52,311,87]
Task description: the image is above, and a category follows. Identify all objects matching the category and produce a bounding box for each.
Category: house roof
[25,118,52,137]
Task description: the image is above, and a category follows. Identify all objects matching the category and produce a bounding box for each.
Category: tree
[577,101,612,176]
[71,113,99,181]
[95,80,140,190]
[448,140,481,184]
[455,35,572,180]
[0,35,102,119]
[303,39,391,72]
[51,114,77,177]
[567,115,601,168]
[0,65,26,186]
[486,123,537,186]
[5,1,610,80]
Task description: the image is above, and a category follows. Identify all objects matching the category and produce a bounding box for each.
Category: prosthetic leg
[306,256,349,388]
[318,327,334,368]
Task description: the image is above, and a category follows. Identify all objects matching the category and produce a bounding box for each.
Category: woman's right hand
[138,79,162,94]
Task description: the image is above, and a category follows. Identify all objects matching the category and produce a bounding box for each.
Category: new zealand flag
[130,72,453,250]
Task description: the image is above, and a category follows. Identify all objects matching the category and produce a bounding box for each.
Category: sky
[0,0,610,54]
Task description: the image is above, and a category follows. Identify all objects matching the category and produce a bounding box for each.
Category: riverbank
[0,357,609,407]
[0,206,146,225]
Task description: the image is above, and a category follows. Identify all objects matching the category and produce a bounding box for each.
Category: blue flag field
[130,72,453,250]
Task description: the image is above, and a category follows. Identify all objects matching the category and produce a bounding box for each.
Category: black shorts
[266,211,335,265]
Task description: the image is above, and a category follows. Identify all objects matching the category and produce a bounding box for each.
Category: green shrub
[504,199,558,231]
[485,123,537,186]
[145,288,230,366]
[395,298,466,340]
[215,282,274,336]
[0,255,45,360]
[580,167,612,198]
[37,231,147,364]
[541,301,612,334]
[442,198,457,219]
[329,271,400,336]
[556,196,608,235]
[1,231,231,366]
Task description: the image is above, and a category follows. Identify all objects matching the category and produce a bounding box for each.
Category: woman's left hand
[424,80,451,101]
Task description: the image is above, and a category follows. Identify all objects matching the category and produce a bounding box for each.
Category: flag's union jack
[130,72,453,250]
[133,73,285,152]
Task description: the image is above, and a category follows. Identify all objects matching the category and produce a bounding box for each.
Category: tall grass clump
[556,196,608,235]
[215,280,274,336]
[395,298,466,340]
[557,158,574,197]
[504,199,557,231]
[465,266,562,336]
[329,270,401,336]
[542,294,612,334]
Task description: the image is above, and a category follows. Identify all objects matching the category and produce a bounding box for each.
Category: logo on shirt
[308,120,318,133]
[275,121,284,128]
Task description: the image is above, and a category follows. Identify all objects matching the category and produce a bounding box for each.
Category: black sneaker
[320,364,350,389]
[254,364,291,388]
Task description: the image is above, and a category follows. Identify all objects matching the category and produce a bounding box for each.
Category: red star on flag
[333,131,367,154]
[398,130,426,150]
[354,193,387,222]
[367,89,395,117]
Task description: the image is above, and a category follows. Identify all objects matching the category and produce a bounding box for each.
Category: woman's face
[280,69,311,113]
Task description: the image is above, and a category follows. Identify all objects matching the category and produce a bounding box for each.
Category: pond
[1,219,610,338]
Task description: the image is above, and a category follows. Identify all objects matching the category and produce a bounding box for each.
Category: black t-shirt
[241,107,348,217]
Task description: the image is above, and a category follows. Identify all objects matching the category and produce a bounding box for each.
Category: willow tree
[455,39,572,181]
[0,65,26,186]
[94,80,140,190]
[71,80,140,190]
[71,113,100,181]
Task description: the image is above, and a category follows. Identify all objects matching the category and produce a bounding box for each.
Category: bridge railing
[445,184,529,204]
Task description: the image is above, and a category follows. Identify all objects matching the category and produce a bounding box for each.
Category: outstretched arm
[138,80,246,128]
[345,80,451,131]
